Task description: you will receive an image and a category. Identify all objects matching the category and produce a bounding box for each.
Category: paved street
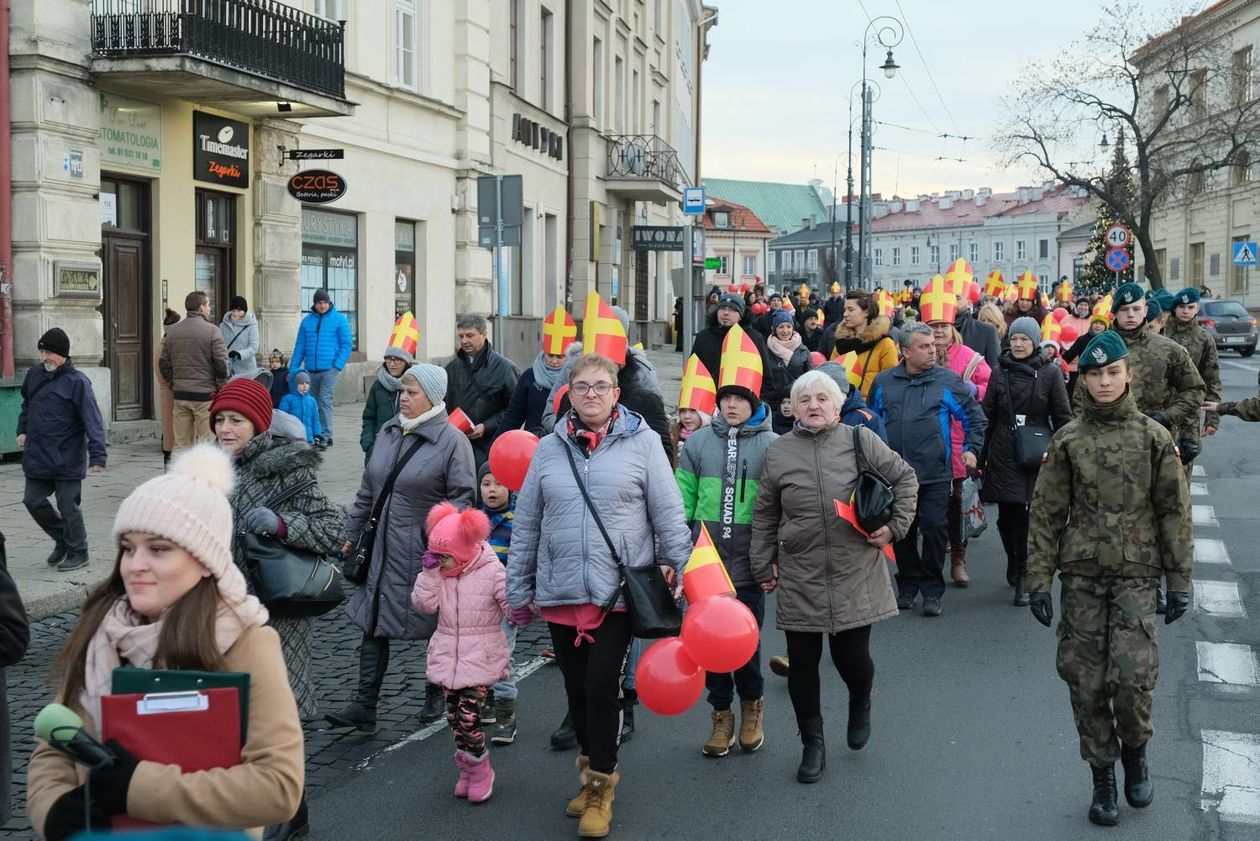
[4,348,1260,839]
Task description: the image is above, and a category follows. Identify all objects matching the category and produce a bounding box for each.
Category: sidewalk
[1,347,686,619]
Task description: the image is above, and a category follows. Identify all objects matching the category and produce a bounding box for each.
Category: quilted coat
[411,543,510,690]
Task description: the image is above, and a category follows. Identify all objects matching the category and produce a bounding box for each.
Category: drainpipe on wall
[563,0,574,312]
[0,0,12,380]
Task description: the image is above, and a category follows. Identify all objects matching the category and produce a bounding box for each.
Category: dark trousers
[947,477,966,554]
[549,612,633,774]
[705,585,766,710]
[445,686,490,755]
[784,625,874,724]
[996,503,1030,586]
[893,480,950,600]
[23,478,87,555]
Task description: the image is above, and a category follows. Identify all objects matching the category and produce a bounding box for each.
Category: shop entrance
[100,177,152,422]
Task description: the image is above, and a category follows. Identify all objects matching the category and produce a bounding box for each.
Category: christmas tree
[1077,129,1136,295]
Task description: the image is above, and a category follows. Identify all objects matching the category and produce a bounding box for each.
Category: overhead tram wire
[894,0,961,133]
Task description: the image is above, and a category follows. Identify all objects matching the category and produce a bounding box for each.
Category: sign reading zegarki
[193,111,250,189]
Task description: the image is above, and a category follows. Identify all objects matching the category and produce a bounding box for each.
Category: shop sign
[53,261,101,300]
[99,93,161,172]
[301,208,357,248]
[193,111,249,188]
[632,225,684,251]
[288,169,348,204]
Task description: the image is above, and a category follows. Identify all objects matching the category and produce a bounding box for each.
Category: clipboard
[112,667,250,743]
[101,687,243,831]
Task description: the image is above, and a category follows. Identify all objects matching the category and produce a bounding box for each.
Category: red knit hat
[426,502,490,567]
[211,378,273,434]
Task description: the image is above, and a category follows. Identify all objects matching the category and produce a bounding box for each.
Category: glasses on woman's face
[571,381,614,396]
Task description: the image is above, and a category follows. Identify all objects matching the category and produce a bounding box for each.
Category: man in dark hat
[17,328,108,571]
[290,288,353,447]
[689,293,773,403]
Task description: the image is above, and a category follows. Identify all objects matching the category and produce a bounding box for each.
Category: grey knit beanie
[1009,316,1041,346]
[403,363,448,406]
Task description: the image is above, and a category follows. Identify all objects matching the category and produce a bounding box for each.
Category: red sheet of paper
[834,499,896,563]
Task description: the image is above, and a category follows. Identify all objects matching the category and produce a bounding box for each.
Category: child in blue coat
[279,371,321,443]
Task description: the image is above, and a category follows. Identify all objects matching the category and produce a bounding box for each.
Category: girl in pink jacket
[411,502,513,804]
[935,327,991,586]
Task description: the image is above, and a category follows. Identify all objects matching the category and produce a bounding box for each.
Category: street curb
[24,577,102,621]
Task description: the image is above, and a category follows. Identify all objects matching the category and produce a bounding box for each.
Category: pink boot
[453,751,471,798]
[462,750,495,803]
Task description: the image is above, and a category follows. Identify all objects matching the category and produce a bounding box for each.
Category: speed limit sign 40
[1105,224,1131,248]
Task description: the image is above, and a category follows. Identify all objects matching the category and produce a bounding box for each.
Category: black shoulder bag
[563,445,682,638]
[240,480,345,618]
[342,435,425,585]
[851,425,896,534]
[1005,371,1053,471]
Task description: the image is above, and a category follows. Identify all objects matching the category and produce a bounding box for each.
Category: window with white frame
[743,255,755,276]
[769,251,777,272]
[395,0,418,90]
[911,245,920,265]
[875,248,883,267]
[994,241,1005,261]
[719,256,729,275]
[929,244,939,266]
[968,242,978,264]
[892,247,901,266]
[794,250,805,272]
[808,250,818,270]
[948,243,959,263]
[1016,240,1026,261]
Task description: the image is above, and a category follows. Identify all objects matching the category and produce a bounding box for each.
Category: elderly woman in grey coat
[329,362,476,732]
[507,353,691,838]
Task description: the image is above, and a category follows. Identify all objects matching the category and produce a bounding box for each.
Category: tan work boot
[702,709,736,757]
[565,755,591,817]
[577,770,619,838]
[950,549,970,587]
[739,698,765,752]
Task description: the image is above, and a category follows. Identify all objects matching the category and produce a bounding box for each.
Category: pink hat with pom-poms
[426,502,491,566]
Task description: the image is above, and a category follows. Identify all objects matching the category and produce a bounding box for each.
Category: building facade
[699,199,771,286]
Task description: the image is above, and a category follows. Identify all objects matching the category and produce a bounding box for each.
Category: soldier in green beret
[1028,330,1192,827]
[1164,287,1221,457]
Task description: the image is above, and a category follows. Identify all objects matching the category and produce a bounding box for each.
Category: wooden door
[102,235,150,421]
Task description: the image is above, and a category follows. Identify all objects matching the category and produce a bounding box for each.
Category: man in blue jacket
[290,289,353,447]
[869,323,985,617]
[17,328,107,571]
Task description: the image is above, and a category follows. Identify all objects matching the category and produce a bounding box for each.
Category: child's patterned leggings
[444,685,489,756]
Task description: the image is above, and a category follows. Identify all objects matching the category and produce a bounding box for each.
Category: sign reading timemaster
[193,111,250,189]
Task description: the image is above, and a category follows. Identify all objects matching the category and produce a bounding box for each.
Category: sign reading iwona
[193,111,250,189]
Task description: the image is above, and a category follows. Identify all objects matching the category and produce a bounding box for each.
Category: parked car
[1198,298,1258,357]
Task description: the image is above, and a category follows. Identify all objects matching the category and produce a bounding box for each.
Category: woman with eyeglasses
[506,353,691,839]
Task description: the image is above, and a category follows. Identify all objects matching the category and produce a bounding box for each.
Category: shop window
[301,208,360,349]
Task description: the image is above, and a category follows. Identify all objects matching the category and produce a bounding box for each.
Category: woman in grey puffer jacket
[506,353,691,835]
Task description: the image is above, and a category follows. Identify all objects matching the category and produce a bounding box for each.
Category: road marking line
[1190,482,1209,496]
[1192,464,1207,477]
[1193,505,1219,527]
[1220,360,1260,371]
[1196,642,1260,687]
[1195,538,1232,566]
[1195,580,1247,618]
[1201,729,1260,825]
[352,655,551,771]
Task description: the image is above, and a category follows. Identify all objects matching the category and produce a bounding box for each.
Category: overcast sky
[699,0,1156,197]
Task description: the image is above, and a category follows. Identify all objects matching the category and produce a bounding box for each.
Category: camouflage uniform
[1073,326,1206,444]
[1163,317,1221,453]
[1216,393,1260,422]
[1027,388,1192,767]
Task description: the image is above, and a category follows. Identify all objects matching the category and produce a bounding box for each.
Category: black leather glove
[44,786,109,841]
[1146,411,1170,430]
[1165,591,1191,625]
[228,350,241,360]
[1029,592,1053,628]
[89,739,140,816]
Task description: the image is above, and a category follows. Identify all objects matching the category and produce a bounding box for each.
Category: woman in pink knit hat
[411,501,517,804]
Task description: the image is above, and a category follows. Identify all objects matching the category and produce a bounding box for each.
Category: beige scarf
[767,332,803,364]
[81,596,268,725]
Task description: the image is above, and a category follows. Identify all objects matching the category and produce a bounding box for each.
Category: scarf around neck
[399,401,445,434]
[532,353,565,392]
[376,365,403,393]
[767,332,802,363]
[81,595,267,725]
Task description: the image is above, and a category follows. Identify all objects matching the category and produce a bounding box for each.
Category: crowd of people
[4,259,1244,838]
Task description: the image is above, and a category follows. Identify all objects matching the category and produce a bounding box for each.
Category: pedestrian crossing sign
[1233,241,1257,266]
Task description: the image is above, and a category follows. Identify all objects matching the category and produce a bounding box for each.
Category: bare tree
[999,1,1260,288]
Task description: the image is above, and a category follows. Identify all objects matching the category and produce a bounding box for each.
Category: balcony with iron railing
[90,0,352,118]
[604,134,685,203]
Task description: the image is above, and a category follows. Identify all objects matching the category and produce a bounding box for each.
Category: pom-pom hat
[427,502,491,566]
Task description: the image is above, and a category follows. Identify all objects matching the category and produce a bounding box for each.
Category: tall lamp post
[858,16,902,292]
[842,80,870,291]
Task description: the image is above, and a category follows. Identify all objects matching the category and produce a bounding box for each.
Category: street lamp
[858,15,903,292]
[842,81,871,290]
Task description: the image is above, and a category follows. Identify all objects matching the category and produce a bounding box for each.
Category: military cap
[1174,287,1201,306]
[1111,282,1146,313]
[1145,296,1163,322]
[1152,288,1175,312]
[1079,330,1129,369]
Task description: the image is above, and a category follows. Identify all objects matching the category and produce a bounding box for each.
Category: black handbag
[240,480,345,619]
[851,425,895,534]
[343,436,425,585]
[563,446,682,638]
[1004,372,1053,471]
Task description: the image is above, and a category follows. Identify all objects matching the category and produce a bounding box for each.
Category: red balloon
[740,282,752,293]
[552,383,570,417]
[727,284,739,293]
[810,351,826,367]
[751,302,769,316]
[636,638,705,715]
[680,595,760,673]
[1052,307,1069,323]
[488,429,540,491]
[1059,323,1080,345]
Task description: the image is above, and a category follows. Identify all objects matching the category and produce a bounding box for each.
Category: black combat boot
[418,682,446,725]
[550,711,578,751]
[1120,743,1154,807]
[846,696,871,750]
[1088,764,1120,826]
[797,717,826,783]
[325,638,388,732]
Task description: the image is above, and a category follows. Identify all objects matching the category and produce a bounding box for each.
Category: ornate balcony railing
[604,133,684,188]
[91,0,346,100]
